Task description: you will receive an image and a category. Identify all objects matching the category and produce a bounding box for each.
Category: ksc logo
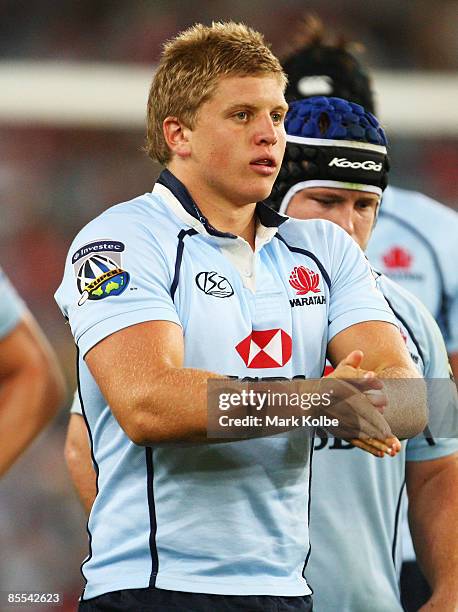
[196,271,234,298]
[76,254,129,305]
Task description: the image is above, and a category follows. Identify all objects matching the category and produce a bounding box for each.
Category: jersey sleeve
[327,225,398,341]
[0,268,26,339]
[407,298,458,461]
[55,211,181,358]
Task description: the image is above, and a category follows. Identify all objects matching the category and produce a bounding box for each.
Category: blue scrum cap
[267,96,390,213]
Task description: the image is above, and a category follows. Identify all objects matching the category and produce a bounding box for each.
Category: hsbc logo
[236,329,292,369]
[328,157,382,172]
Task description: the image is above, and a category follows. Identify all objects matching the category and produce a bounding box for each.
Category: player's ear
[163,117,192,159]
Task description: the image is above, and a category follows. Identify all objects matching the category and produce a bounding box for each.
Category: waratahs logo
[76,254,129,305]
[289,266,326,308]
[289,266,321,295]
[382,247,412,270]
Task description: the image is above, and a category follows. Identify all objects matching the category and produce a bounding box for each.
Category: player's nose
[337,206,356,236]
[253,113,278,146]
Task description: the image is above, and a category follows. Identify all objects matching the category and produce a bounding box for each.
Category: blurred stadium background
[0,1,456,609]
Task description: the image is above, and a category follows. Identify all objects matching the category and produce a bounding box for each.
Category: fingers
[350,438,385,457]
[339,350,364,369]
[318,376,392,441]
[351,436,401,458]
[363,389,388,413]
[386,436,402,455]
[352,376,384,392]
[335,390,392,439]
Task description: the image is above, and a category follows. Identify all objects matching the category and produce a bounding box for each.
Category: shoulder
[382,186,458,232]
[376,273,436,327]
[279,217,354,253]
[68,191,180,261]
[376,273,448,373]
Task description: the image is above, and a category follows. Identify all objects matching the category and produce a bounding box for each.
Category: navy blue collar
[156,169,286,237]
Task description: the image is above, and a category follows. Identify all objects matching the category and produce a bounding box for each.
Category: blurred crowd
[0,1,457,608]
[2,0,458,69]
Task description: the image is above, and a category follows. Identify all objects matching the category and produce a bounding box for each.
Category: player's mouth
[250,156,277,176]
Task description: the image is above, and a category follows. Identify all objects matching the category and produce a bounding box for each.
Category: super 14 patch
[72,240,129,306]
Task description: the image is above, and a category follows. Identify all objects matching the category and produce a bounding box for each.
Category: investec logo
[328,158,382,172]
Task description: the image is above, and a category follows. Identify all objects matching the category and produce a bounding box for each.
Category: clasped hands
[322,349,401,458]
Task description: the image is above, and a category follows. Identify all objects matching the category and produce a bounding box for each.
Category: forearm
[87,323,399,449]
[376,366,427,439]
[67,460,96,515]
[408,459,458,603]
[110,367,227,444]
[449,352,458,380]
[65,417,97,515]
[105,369,324,445]
[0,365,62,476]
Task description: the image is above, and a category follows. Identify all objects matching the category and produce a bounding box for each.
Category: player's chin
[245,176,277,203]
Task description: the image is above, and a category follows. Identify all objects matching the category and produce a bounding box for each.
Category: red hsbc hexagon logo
[235,329,292,368]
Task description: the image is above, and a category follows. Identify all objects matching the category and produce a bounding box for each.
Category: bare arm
[65,413,97,515]
[406,453,458,610]
[328,321,427,439]
[0,314,66,476]
[449,352,458,380]
[86,319,405,449]
[86,320,224,445]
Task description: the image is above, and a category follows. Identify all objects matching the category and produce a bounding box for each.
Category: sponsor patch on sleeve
[72,239,129,306]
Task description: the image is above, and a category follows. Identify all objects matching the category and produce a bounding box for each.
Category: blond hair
[146,21,287,165]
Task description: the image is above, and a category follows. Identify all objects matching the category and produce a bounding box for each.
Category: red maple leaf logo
[289,266,321,295]
[382,247,412,270]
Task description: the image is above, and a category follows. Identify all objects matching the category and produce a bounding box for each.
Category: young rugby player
[56,23,425,611]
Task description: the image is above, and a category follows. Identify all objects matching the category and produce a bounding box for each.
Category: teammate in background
[65,391,96,515]
[56,22,424,612]
[266,95,458,612]
[0,266,65,476]
[281,23,458,608]
[282,14,458,379]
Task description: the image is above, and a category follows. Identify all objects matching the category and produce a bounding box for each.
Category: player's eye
[357,202,376,212]
[271,112,283,125]
[234,111,249,121]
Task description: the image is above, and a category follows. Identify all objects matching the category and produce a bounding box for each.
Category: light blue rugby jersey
[308,271,458,612]
[367,185,458,353]
[0,267,26,339]
[55,169,397,600]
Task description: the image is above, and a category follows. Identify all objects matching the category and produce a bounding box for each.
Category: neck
[167,163,257,249]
